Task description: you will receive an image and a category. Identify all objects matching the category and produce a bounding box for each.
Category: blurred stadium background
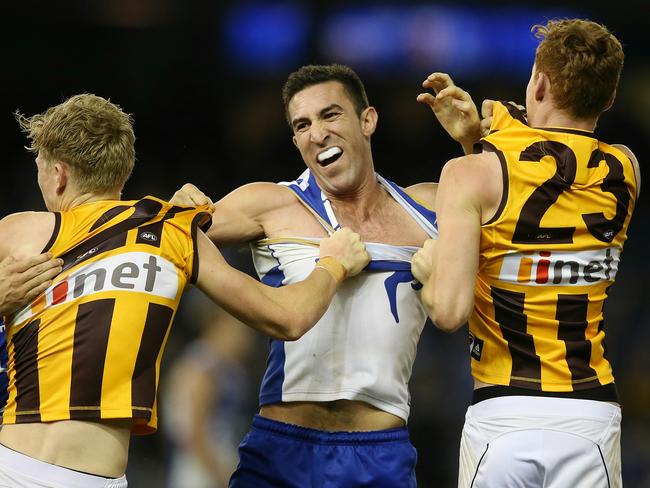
[2,1,648,486]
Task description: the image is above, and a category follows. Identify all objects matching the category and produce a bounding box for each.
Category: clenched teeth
[318,146,342,162]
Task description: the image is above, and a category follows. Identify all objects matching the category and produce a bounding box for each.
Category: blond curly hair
[16,94,135,193]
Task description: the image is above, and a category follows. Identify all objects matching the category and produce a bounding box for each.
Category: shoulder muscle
[612,144,641,198]
[0,212,56,259]
[210,182,297,245]
[405,182,437,210]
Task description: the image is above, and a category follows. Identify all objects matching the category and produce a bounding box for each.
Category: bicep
[208,183,291,245]
[435,164,482,286]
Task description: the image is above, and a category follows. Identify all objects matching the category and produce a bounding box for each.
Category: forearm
[228,267,338,340]
[422,266,474,332]
[196,231,338,340]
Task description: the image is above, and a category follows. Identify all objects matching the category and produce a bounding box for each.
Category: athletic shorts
[458,395,621,488]
[0,444,128,488]
[229,415,417,488]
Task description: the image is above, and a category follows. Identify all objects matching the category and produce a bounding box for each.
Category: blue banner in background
[222,4,580,79]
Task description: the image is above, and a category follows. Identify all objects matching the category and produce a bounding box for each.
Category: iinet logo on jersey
[11,252,179,326]
[498,248,620,286]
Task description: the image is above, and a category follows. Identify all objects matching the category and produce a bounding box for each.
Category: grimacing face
[287,81,377,196]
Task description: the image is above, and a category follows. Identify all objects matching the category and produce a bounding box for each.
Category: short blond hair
[16,94,135,193]
[533,19,624,119]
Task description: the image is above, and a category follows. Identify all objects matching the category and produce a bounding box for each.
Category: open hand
[0,254,63,316]
[417,72,481,152]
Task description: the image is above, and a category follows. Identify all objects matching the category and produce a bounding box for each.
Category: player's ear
[54,161,69,195]
[360,106,378,137]
[603,89,616,112]
[292,134,298,148]
[534,71,550,102]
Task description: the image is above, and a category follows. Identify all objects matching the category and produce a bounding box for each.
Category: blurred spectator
[163,300,256,488]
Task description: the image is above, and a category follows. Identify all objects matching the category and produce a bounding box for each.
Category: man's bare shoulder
[439,152,503,221]
[612,144,641,197]
[441,152,499,181]
[220,182,298,209]
[210,182,303,244]
[0,212,56,258]
[404,183,437,210]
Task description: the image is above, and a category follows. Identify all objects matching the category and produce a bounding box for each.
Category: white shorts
[458,395,621,488]
[0,444,128,488]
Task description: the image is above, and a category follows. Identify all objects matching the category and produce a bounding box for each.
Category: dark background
[2,1,648,486]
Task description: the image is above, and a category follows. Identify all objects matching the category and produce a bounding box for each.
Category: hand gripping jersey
[471,102,638,393]
[2,197,210,434]
[252,170,438,421]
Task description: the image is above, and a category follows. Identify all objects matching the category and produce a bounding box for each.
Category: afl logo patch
[139,231,158,242]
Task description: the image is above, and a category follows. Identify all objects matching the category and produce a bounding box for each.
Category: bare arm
[0,212,61,316]
[195,228,369,340]
[612,144,641,198]
[171,182,295,246]
[415,155,494,332]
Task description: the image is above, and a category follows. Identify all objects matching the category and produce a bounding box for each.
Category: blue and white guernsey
[252,169,438,421]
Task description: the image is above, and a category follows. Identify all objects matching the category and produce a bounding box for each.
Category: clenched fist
[319,228,370,278]
[411,239,437,284]
[170,183,215,209]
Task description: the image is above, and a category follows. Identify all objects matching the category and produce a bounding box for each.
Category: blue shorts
[229,415,417,488]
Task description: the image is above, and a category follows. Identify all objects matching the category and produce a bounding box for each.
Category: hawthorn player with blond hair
[0,93,369,487]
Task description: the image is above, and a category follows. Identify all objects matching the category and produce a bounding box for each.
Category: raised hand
[319,228,370,280]
[417,72,481,154]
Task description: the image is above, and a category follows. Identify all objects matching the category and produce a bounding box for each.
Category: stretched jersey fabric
[2,197,210,434]
[471,102,638,392]
[251,169,437,421]
[0,320,7,417]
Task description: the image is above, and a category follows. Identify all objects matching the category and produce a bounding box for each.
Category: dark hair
[533,19,624,119]
[282,64,369,125]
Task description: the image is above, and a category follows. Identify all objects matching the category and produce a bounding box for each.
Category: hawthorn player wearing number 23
[412,19,640,488]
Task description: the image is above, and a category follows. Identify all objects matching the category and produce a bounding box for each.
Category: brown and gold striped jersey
[470,102,637,393]
[3,197,210,434]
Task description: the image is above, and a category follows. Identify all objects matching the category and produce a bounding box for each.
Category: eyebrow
[291,104,344,129]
